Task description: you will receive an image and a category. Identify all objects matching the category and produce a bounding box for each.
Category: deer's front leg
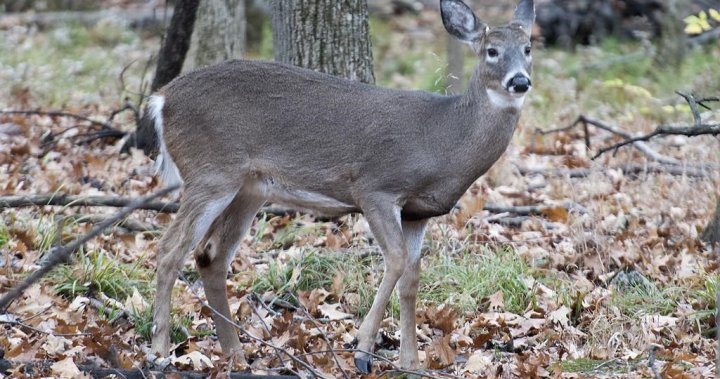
[396,219,427,369]
[354,200,407,373]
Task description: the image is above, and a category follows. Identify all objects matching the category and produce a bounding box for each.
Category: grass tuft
[420,246,531,314]
[51,249,152,301]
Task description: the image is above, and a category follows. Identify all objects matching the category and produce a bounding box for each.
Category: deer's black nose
[508,74,531,93]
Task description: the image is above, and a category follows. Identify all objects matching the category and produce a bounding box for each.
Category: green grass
[0,222,8,250]
[420,246,531,314]
[252,250,345,294]
[560,358,633,375]
[611,284,678,317]
[130,306,192,344]
[51,249,152,301]
[0,22,147,107]
[250,244,533,316]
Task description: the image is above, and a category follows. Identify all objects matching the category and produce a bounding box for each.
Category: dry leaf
[488,290,504,311]
[171,351,215,370]
[50,357,86,378]
[317,303,353,321]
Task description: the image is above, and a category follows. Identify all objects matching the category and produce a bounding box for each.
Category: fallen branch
[0,358,297,379]
[592,92,720,160]
[0,7,170,30]
[0,186,178,312]
[0,109,112,129]
[517,162,714,179]
[56,214,160,233]
[0,194,180,213]
[0,193,587,221]
[537,115,681,165]
[176,272,323,379]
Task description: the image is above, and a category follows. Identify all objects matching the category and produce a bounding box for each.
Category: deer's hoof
[354,355,373,374]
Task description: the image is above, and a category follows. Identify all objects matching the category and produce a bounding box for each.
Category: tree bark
[151,0,200,91]
[701,193,720,250]
[189,0,246,69]
[123,0,199,156]
[445,35,465,94]
[270,0,375,84]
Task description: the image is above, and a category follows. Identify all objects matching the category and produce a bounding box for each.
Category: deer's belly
[265,185,358,217]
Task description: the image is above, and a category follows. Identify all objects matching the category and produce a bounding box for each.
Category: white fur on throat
[486,88,526,109]
[149,95,183,189]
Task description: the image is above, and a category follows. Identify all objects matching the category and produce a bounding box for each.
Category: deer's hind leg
[193,189,266,355]
[151,182,239,357]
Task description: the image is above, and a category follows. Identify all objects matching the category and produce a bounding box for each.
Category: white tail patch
[149,95,183,189]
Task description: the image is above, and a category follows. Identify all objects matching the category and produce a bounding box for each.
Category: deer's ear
[511,0,535,36]
[441,0,486,42]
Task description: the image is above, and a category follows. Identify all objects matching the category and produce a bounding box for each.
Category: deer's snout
[507,74,532,94]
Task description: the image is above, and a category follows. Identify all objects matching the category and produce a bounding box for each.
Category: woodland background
[0,0,719,378]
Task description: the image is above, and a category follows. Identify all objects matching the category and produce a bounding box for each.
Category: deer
[147,0,534,373]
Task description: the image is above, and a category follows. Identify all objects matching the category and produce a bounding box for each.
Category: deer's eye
[487,48,499,58]
[524,45,532,55]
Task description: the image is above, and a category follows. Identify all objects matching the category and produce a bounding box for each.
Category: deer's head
[441,0,534,107]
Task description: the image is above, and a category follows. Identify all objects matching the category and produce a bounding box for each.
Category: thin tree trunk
[445,36,465,94]
[270,0,375,84]
[701,194,720,250]
[151,0,200,91]
[123,0,199,156]
[189,0,246,69]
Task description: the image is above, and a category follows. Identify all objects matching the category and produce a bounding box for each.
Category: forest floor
[0,6,718,379]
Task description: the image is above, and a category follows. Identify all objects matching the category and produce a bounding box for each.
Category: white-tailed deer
[149,0,533,372]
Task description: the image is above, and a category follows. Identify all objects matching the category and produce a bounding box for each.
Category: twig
[517,162,715,179]
[593,122,720,159]
[246,297,289,372]
[56,214,159,233]
[592,92,720,160]
[0,358,297,379]
[0,194,180,213]
[294,349,462,379]
[648,345,662,379]
[538,115,682,165]
[0,186,179,312]
[287,293,350,379]
[176,272,325,378]
[0,318,91,337]
[0,109,112,129]
[0,194,583,220]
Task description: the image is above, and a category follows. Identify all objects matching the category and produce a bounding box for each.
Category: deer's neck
[450,67,521,175]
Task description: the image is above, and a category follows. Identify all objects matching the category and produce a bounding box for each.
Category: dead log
[0,358,297,379]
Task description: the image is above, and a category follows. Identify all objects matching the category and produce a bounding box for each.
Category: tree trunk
[189,0,246,69]
[653,0,686,69]
[445,0,470,94]
[701,194,720,250]
[445,33,465,94]
[270,0,375,84]
[151,0,200,92]
[123,0,199,156]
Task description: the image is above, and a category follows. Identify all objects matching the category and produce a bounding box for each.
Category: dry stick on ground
[0,358,298,379]
[179,273,450,379]
[0,193,582,220]
[0,108,130,146]
[536,115,682,165]
[286,293,350,379]
[58,214,160,233]
[592,92,720,160]
[517,162,714,179]
[176,272,323,379]
[246,302,290,374]
[0,186,178,312]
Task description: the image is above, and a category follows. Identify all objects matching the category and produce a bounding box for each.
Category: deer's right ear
[441,0,486,43]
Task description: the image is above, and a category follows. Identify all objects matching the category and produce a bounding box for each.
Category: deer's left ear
[511,0,535,36]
